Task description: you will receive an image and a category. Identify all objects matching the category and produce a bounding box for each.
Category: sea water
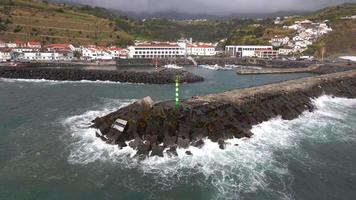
[1,67,355,199]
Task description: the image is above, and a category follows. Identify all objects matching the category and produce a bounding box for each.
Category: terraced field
[0,0,133,46]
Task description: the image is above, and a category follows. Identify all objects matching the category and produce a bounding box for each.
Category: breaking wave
[62,95,356,199]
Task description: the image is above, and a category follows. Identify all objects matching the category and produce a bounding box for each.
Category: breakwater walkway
[92,70,356,157]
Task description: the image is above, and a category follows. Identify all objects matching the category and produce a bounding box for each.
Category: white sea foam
[199,64,236,71]
[63,95,356,199]
[339,56,356,62]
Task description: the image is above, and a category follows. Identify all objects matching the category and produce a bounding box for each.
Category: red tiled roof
[28,41,41,45]
[47,43,71,48]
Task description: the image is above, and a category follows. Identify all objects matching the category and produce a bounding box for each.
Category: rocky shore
[91,70,356,157]
[0,67,204,84]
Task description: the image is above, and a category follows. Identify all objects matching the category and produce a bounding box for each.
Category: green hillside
[307,3,356,57]
[0,0,134,46]
[225,3,356,57]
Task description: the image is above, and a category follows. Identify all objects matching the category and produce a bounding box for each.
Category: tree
[73,51,81,60]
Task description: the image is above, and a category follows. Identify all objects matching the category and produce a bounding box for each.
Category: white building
[270,36,289,47]
[128,42,186,58]
[5,42,17,48]
[186,43,216,56]
[19,51,73,61]
[225,45,274,57]
[279,47,294,56]
[81,47,113,60]
[255,49,279,59]
[0,49,11,61]
[107,47,129,59]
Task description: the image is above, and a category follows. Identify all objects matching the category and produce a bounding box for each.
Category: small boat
[162,64,183,69]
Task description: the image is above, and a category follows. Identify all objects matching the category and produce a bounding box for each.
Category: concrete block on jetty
[91,70,356,157]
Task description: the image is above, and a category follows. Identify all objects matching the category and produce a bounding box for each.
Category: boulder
[167,145,178,157]
[129,137,143,149]
[137,143,151,155]
[218,138,226,150]
[191,139,205,148]
[151,145,165,157]
[177,137,190,149]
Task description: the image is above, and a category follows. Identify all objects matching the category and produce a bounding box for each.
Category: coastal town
[0,18,334,63]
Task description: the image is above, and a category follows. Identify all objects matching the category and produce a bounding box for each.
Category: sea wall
[0,67,204,84]
[116,57,317,68]
[92,70,356,156]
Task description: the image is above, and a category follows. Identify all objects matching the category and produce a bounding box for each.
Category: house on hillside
[46,43,75,52]
[27,41,41,48]
[270,36,290,47]
[5,42,17,48]
[278,47,294,56]
[0,40,5,48]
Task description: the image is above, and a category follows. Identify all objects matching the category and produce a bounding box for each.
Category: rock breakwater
[91,70,356,157]
[0,67,204,84]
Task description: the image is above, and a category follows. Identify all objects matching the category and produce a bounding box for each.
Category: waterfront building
[225,45,273,57]
[128,42,186,58]
[186,43,216,56]
[255,49,279,59]
[81,46,113,60]
[0,49,12,62]
[19,51,74,61]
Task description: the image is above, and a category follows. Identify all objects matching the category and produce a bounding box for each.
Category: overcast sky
[62,0,355,14]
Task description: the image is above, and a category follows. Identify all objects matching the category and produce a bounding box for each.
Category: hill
[0,0,134,46]
[225,3,356,58]
[306,3,356,58]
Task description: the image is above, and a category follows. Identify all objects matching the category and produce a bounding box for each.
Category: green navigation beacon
[175,75,180,108]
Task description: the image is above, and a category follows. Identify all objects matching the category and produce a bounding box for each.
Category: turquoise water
[1,67,355,199]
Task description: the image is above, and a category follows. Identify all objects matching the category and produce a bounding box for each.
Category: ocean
[0,67,355,200]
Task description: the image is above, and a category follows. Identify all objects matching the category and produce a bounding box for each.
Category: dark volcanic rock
[137,143,151,155]
[167,146,178,157]
[151,145,165,157]
[218,138,226,150]
[192,139,205,148]
[0,67,204,84]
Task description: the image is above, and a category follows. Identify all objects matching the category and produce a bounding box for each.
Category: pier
[92,69,356,157]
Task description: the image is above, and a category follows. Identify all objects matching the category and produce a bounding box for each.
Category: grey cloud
[62,0,356,14]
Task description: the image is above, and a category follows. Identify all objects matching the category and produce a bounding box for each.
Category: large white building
[186,43,216,56]
[128,42,186,58]
[225,45,274,57]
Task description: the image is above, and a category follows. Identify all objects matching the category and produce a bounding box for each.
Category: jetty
[92,69,356,157]
[0,67,204,84]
